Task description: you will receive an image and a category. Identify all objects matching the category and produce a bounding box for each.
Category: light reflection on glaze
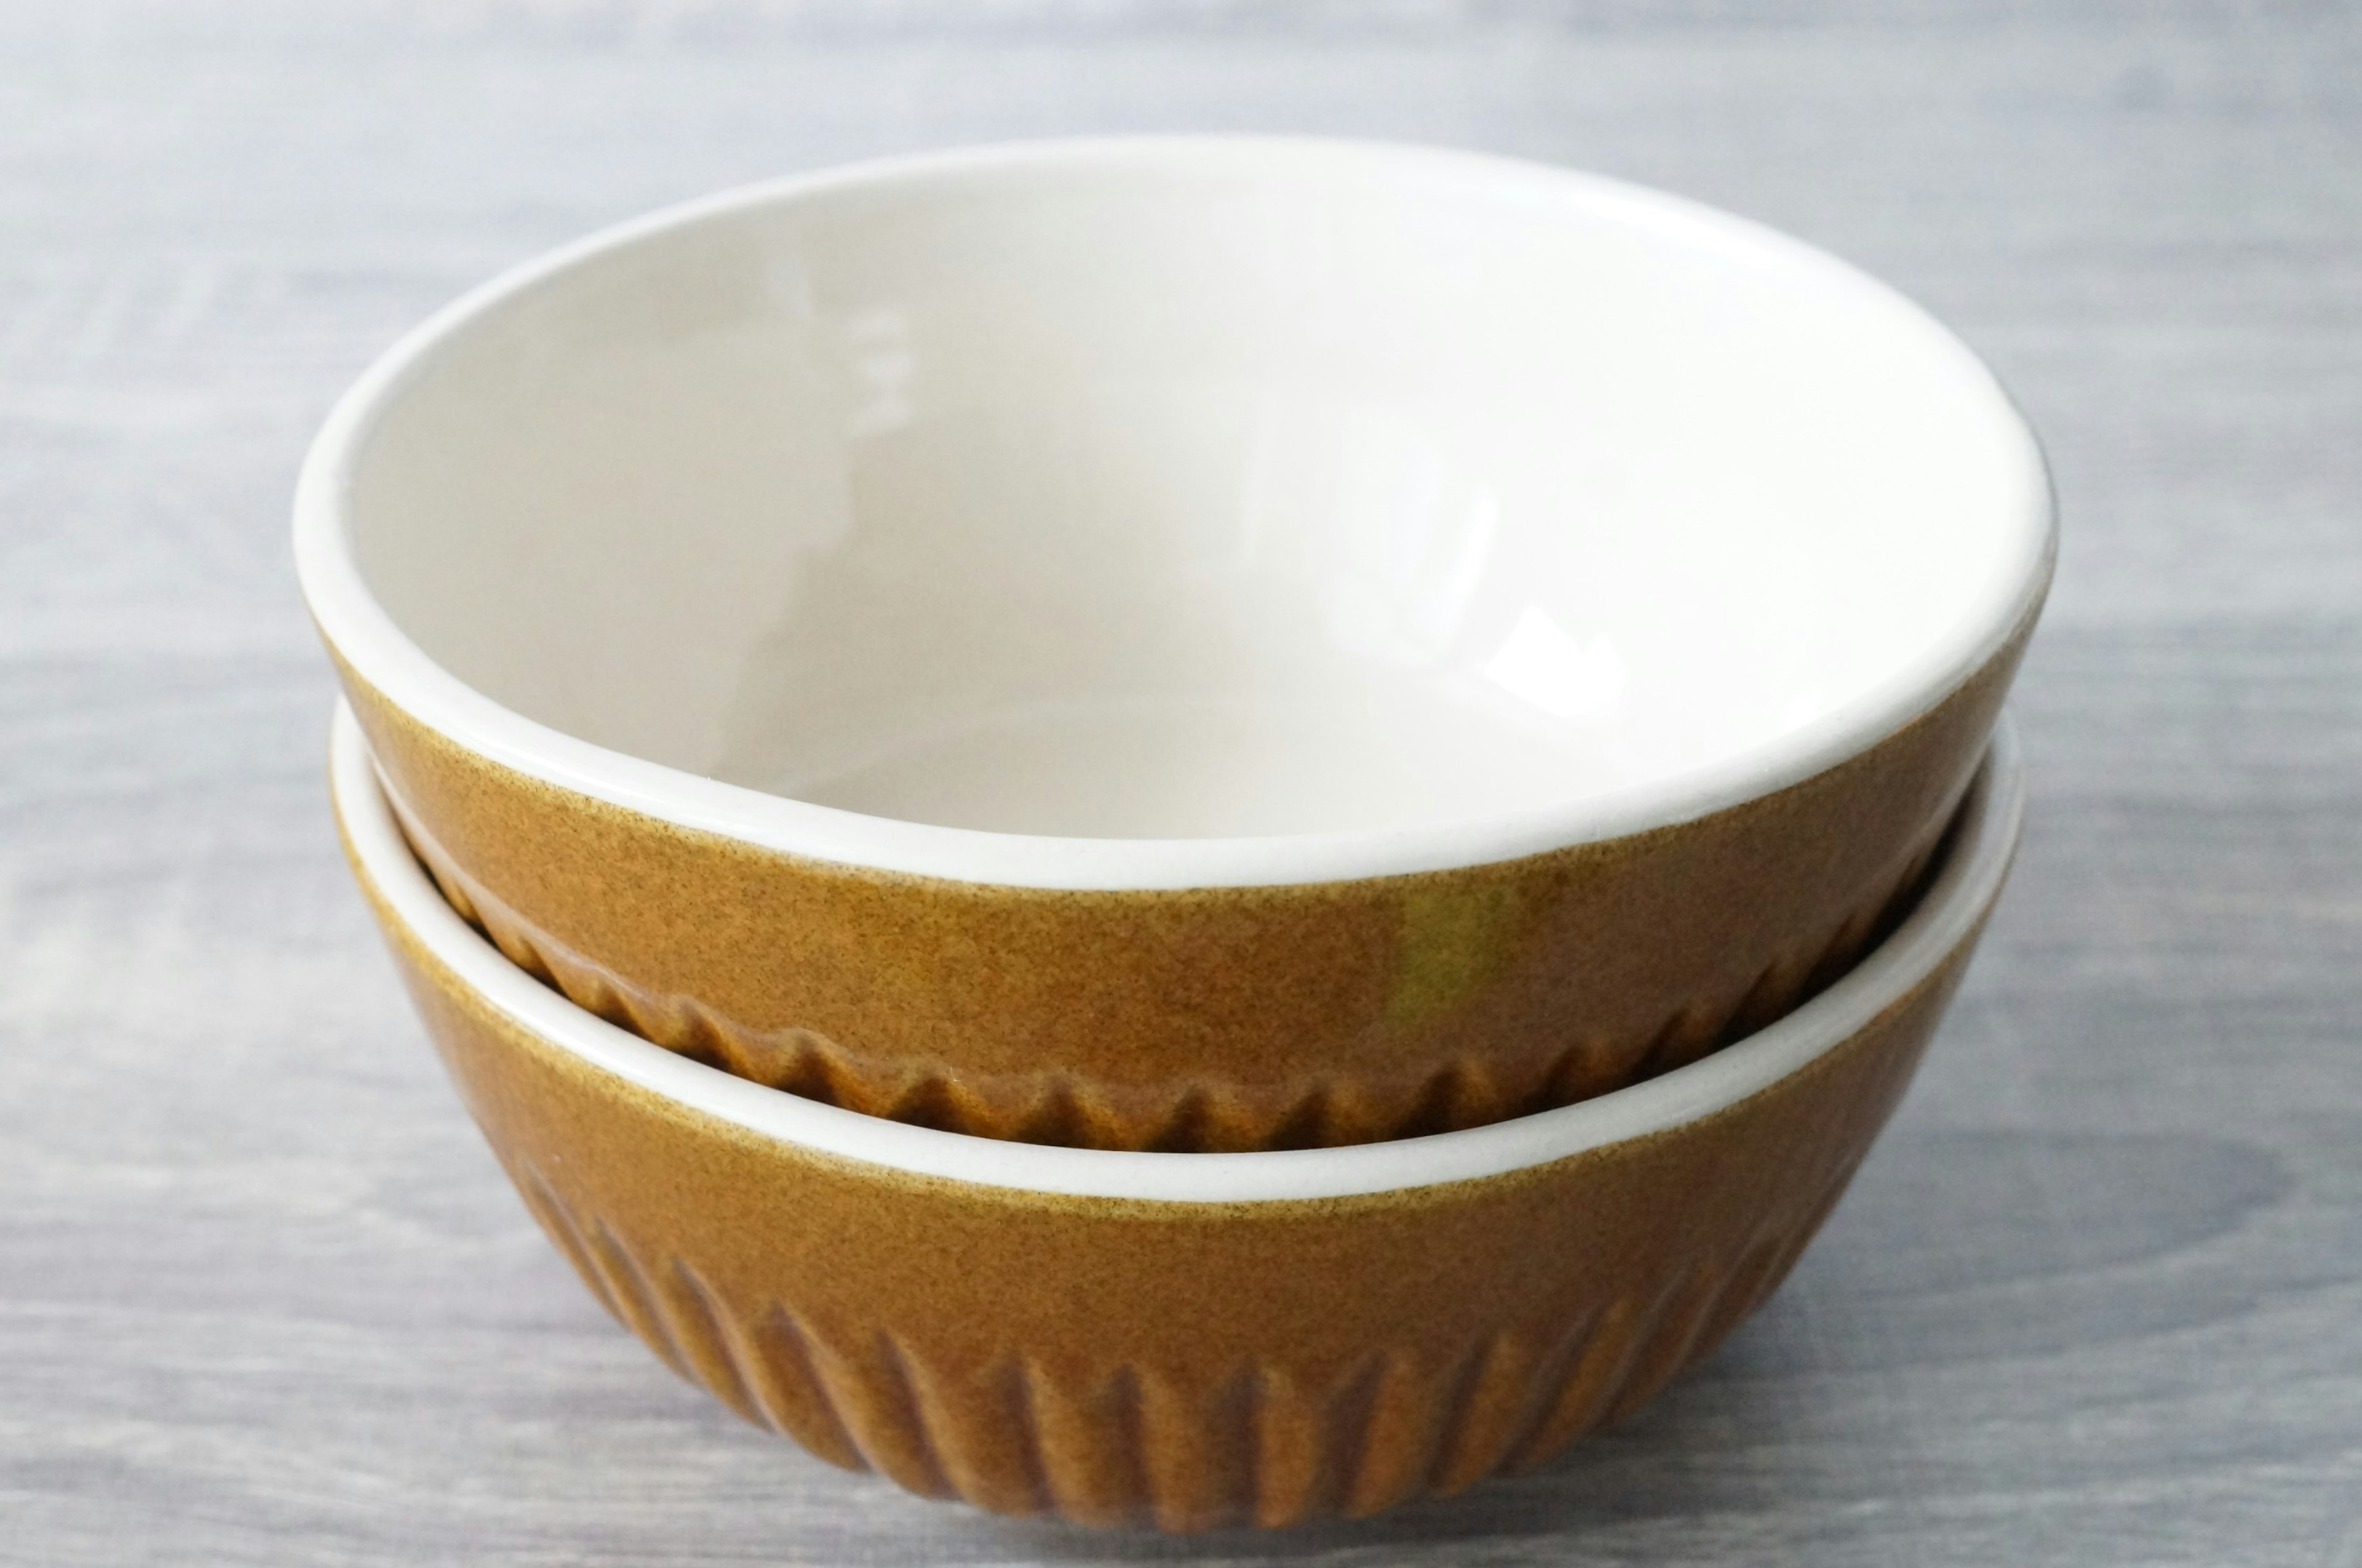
[346,152,2040,842]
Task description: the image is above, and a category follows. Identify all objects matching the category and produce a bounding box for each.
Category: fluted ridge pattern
[503,1161,1853,1530]
[403,816,1941,1152]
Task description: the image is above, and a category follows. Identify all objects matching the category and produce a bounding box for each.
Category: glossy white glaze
[298,137,2051,885]
[333,701,2024,1202]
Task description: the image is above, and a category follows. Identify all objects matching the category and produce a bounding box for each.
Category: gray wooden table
[4,3,2358,1562]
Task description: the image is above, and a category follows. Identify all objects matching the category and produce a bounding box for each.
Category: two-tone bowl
[298,138,2051,1150]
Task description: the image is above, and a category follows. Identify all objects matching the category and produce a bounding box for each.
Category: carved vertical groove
[656,1259,763,1424]
[740,1307,866,1471]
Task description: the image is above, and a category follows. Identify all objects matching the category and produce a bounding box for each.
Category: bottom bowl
[333,702,2023,1532]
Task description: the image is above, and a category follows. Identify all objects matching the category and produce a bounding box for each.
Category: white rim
[295,135,2053,893]
[335,699,2022,1203]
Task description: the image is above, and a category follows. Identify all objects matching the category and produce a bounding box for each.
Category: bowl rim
[295,133,2053,893]
[334,698,2023,1203]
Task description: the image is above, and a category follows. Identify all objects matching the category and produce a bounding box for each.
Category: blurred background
[2,3,2357,1564]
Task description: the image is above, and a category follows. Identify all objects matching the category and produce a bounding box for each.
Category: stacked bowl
[298,138,2051,1530]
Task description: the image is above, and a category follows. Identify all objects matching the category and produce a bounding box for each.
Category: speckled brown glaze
[341,768,1998,1530]
[333,604,2030,1153]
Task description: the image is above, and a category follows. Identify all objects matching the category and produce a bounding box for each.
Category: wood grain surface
[2,3,2357,1562]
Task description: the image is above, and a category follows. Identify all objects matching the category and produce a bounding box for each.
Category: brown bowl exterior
[346,795,1996,1530]
[335,605,2027,1154]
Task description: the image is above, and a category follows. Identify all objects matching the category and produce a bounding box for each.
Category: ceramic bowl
[299,137,2051,1152]
[335,700,2025,1530]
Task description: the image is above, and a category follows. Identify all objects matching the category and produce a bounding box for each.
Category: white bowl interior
[330,140,2046,847]
[333,700,2024,1202]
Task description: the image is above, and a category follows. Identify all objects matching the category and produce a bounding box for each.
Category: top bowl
[297,137,2052,1150]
